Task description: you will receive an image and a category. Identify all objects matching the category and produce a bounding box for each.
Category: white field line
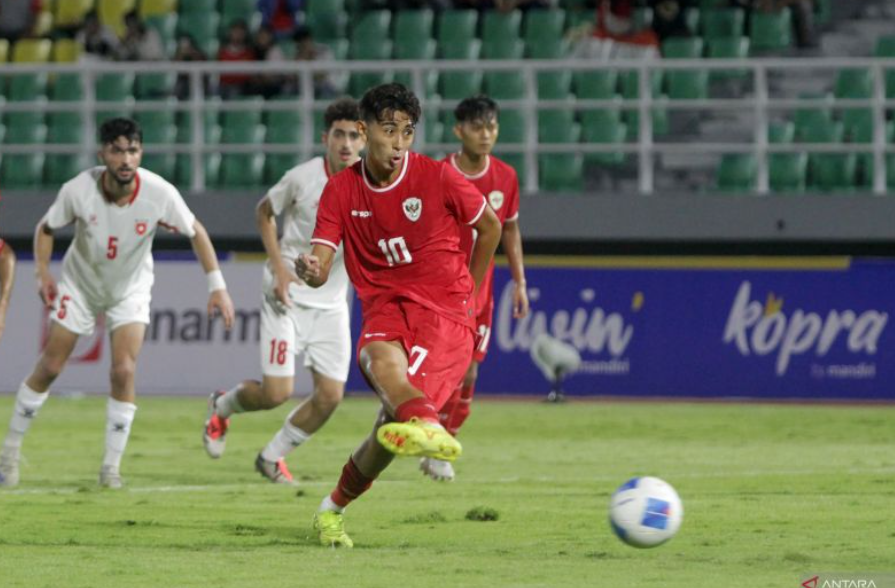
[2,465,895,496]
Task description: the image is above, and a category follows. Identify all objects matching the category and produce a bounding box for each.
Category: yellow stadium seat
[99,0,137,36]
[0,40,9,63]
[54,0,95,29]
[52,39,82,63]
[139,0,177,18]
[33,10,54,36]
[12,39,52,63]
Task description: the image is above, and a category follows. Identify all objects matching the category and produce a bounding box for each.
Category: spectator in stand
[256,0,302,39]
[286,25,337,98]
[173,33,209,100]
[118,11,165,61]
[250,25,286,98]
[217,19,256,99]
[0,0,40,42]
[651,0,694,43]
[76,10,120,60]
[568,0,659,59]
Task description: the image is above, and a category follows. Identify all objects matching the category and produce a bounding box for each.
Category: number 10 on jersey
[378,237,412,267]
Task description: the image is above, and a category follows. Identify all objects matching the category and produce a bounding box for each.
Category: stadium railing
[1,57,894,194]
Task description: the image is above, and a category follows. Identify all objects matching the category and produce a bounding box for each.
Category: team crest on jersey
[488,190,505,210]
[403,197,422,222]
[135,221,148,236]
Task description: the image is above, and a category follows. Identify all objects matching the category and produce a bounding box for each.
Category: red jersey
[445,153,520,318]
[311,152,487,328]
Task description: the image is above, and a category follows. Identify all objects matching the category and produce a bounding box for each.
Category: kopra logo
[723,281,888,375]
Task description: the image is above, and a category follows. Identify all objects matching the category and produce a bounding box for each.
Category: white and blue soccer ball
[609,476,683,548]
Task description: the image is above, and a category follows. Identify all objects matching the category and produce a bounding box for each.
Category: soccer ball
[609,476,683,548]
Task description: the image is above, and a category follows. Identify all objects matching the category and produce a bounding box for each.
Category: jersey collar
[451,153,490,180]
[100,171,141,206]
[362,153,409,193]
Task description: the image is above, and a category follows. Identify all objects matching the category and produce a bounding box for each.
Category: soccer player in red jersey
[296,83,502,547]
[423,95,530,482]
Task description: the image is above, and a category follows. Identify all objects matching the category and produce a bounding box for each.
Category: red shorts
[472,298,494,363]
[358,299,474,411]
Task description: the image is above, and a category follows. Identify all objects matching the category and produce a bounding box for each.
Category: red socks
[331,457,375,508]
[443,382,475,436]
[395,396,439,424]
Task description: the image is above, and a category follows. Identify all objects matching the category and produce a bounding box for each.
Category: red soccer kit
[311,152,488,409]
[445,153,520,362]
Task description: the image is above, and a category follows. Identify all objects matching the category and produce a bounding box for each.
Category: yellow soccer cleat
[314,510,354,548]
[377,418,462,462]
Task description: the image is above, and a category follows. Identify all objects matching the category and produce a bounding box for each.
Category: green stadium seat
[47,113,84,144]
[423,115,443,148]
[7,73,48,102]
[437,10,478,45]
[176,153,221,188]
[220,0,258,28]
[770,152,807,192]
[483,40,525,100]
[620,70,668,138]
[707,36,750,80]
[716,154,756,191]
[439,40,482,99]
[51,74,84,101]
[266,124,301,144]
[834,68,872,99]
[145,14,178,58]
[800,120,856,191]
[307,0,345,16]
[306,10,348,42]
[265,154,301,184]
[529,38,571,99]
[749,8,792,53]
[142,123,178,146]
[135,105,177,130]
[2,154,45,188]
[539,154,583,191]
[496,151,526,185]
[0,124,5,144]
[177,12,220,56]
[140,153,177,178]
[498,109,527,145]
[684,7,700,35]
[793,96,832,142]
[702,9,744,39]
[135,73,176,99]
[574,70,618,99]
[662,37,708,100]
[221,123,265,145]
[874,35,895,97]
[523,9,565,44]
[394,9,434,43]
[219,153,265,188]
[482,10,522,40]
[349,40,393,97]
[856,121,895,187]
[769,121,795,144]
[394,39,438,97]
[179,0,215,13]
[538,110,579,143]
[221,97,265,130]
[352,10,392,43]
[96,73,135,101]
[581,110,627,166]
[700,0,729,9]
[46,154,90,185]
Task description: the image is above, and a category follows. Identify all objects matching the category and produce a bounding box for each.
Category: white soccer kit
[43,167,197,335]
[260,157,352,381]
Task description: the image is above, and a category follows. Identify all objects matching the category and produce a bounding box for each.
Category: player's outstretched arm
[256,196,301,307]
[0,242,16,342]
[33,222,57,309]
[295,244,335,289]
[189,220,235,330]
[469,205,502,294]
[501,220,529,319]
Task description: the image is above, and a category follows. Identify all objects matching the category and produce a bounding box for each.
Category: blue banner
[348,258,895,400]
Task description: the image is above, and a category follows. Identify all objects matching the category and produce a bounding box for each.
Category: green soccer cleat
[314,510,354,548]
[377,418,462,462]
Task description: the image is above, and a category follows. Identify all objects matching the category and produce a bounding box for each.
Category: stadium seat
[524,9,565,44]
[749,8,792,53]
[538,110,579,144]
[264,154,301,184]
[700,0,729,8]
[716,154,756,191]
[497,109,527,145]
[539,154,583,191]
[220,0,258,28]
[140,0,177,18]
[307,0,345,16]
[394,9,434,43]
[51,74,84,101]
[707,36,750,80]
[769,152,807,192]
[483,40,526,100]
[2,154,46,188]
[662,37,708,100]
[0,40,8,63]
[857,121,895,187]
[874,35,895,97]
[135,73,176,99]
[801,120,856,191]
[176,152,221,188]
[496,151,526,184]
[482,10,522,40]
[834,68,872,100]
[177,12,220,57]
[793,95,832,142]
[178,0,215,13]
[529,38,571,99]
[145,13,178,57]
[47,113,84,144]
[99,0,137,36]
[683,7,700,35]
[439,40,482,99]
[96,73,135,102]
[219,153,265,188]
[46,153,90,186]
[702,8,744,39]
[141,122,178,146]
[349,40,393,98]
[221,97,265,130]
[437,10,478,45]
[394,39,438,97]
[574,70,618,99]
[52,39,82,63]
[7,73,48,102]
[620,71,668,138]
[265,99,303,134]
[352,10,392,43]
[12,39,52,63]
[768,121,795,144]
[581,109,627,166]
[266,123,301,145]
[422,113,443,149]
[306,10,348,42]
[140,153,177,178]
[135,106,177,130]
[54,0,94,29]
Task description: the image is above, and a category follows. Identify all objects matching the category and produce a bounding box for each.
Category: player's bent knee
[260,379,292,408]
[314,383,344,413]
[110,359,137,385]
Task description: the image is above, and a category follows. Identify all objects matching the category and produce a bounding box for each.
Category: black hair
[359,83,421,126]
[99,117,143,145]
[324,97,361,130]
[454,94,499,124]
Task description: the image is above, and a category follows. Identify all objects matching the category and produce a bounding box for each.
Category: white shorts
[260,293,351,382]
[51,277,151,336]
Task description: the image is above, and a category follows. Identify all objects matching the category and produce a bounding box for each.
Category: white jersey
[264,156,348,310]
[44,167,196,304]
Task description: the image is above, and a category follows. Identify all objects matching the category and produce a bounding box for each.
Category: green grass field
[0,394,893,588]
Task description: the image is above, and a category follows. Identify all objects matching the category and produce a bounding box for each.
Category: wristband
[207,269,227,293]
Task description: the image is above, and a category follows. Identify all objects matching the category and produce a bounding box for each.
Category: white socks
[261,410,310,463]
[215,385,245,419]
[102,398,137,469]
[2,382,50,457]
[319,495,345,514]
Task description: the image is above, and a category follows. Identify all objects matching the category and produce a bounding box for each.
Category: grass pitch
[0,395,892,588]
